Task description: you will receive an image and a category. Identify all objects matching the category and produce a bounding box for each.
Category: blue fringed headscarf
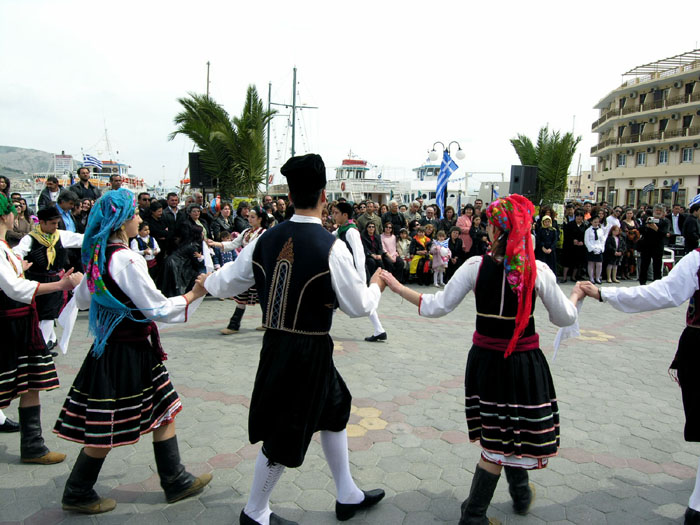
[83,188,150,358]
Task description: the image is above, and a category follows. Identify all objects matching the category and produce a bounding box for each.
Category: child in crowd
[212,231,236,270]
[446,226,464,283]
[130,222,160,281]
[424,223,435,240]
[469,216,489,257]
[396,228,412,283]
[603,224,625,283]
[584,215,606,284]
[409,226,433,285]
[429,230,451,287]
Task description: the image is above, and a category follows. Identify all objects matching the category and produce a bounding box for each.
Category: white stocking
[320,429,364,504]
[40,320,56,344]
[369,311,384,336]
[243,450,285,525]
[689,457,700,511]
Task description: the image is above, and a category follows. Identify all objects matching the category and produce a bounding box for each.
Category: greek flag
[689,193,700,208]
[671,181,679,193]
[642,182,655,193]
[82,154,102,170]
[436,150,458,218]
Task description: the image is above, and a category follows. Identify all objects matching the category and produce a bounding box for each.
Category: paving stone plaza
[0,280,695,524]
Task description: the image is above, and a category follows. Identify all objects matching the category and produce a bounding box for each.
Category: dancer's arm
[579,250,699,312]
[331,240,383,317]
[380,256,482,316]
[535,261,580,326]
[201,237,257,298]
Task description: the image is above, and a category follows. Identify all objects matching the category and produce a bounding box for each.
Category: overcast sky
[1,0,699,189]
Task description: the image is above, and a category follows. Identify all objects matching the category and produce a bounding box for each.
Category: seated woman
[380,221,405,282]
[53,188,210,514]
[159,226,206,297]
[408,225,433,285]
[380,195,581,524]
[361,222,387,279]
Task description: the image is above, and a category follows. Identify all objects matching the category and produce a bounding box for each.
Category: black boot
[62,449,116,514]
[459,465,501,525]
[221,308,245,335]
[686,507,700,524]
[504,466,535,515]
[18,405,65,464]
[153,436,212,503]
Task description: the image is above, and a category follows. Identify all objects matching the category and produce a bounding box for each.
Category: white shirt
[130,236,160,261]
[334,225,366,280]
[0,242,39,304]
[14,229,84,260]
[74,242,201,323]
[204,215,381,318]
[601,249,700,312]
[584,226,606,255]
[671,214,682,235]
[604,215,620,236]
[419,256,578,327]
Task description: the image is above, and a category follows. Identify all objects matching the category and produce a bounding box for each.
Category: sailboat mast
[291,67,297,157]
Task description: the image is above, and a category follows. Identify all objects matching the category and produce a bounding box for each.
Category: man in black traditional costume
[201,154,386,525]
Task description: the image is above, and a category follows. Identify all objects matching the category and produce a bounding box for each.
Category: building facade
[566,169,596,202]
[591,49,700,208]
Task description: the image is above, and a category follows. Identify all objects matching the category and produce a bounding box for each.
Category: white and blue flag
[82,154,102,170]
[435,150,458,218]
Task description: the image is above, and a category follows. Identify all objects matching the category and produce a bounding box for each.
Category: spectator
[429,230,450,287]
[584,215,606,284]
[396,228,412,283]
[457,204,475,256]
[6,198,32,247]
[408,225,432,285]
[535,216,558,274]
[211,202,235,241]
[683,202,700,255]
[420,206,439,231]
[381,200,406,235]
[177,204,208,245]
[130,221,160,282]
[274,198,287,223]
[637,204,669,284]
[70,167,101,201]
[0,176,9,198]
[403,201,423,224]
[234,201,250,233]
[145,200,170,281]
[469,216,489,257]
[361,223,386,277]
[438,205,457,234]
[603,225,625,283]
[446,226,464,283]
[56,191,79,232]
[211,230,236,270]
[356,201,383,234]
[38,176,62,211]
[667,203,687,245]
[109,174,122,191]
[560,211,587,283]
[380,221,404,281]
[620,209,640,279]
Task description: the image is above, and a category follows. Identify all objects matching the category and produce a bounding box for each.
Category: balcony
[590,127,700,154]
[591,93,700,131]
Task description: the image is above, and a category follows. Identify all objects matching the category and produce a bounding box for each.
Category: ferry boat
[324,153,400,205]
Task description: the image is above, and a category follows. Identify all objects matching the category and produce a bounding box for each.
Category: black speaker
[509,165,538,197]
[188,152,212,187]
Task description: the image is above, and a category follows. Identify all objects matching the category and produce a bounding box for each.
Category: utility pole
[206,61,210,97]
[266,82,271,193]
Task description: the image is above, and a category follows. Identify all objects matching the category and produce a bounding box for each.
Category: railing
[590,126,700,155]
[667,95,688,107]
[665,128,686,138]
[620,135,640,144]
[621,105,638,116]
[640,131,662,141]
[592,92,700,130]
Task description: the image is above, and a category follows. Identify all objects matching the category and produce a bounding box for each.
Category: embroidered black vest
[25,235,68,275]
[135,236,155,251]
[337,227,354,257]
[474,256,536,338]
[102,244,148,333]
[252,220,336,335]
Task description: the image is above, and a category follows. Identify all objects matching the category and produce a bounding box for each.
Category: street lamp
[428,141,465,214]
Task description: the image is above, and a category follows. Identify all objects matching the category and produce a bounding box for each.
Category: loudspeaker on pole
[509,165,538,198]
[188,152,212,188]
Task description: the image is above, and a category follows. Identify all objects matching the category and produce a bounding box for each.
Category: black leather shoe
[335,489,385,521]
[0,418,19,432]
[364,333,387,342]
[46,340,58,358]
[686,507,700,524]
[240,509,298,524]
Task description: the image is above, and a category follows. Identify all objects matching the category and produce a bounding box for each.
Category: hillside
[0,145,55,178]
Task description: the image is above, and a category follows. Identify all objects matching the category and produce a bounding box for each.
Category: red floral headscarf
[485,194,537,358]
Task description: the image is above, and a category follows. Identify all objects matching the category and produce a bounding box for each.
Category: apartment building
[591,49,700,208]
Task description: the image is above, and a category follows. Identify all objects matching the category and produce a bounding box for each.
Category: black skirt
[0,306,59,409]
[671,327,700,441]
[249,330,351,468]
[53,337,181,448]
[465,345,560,460]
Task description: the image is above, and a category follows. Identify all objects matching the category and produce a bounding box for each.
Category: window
[686,82,695,95]
[618,125,626,138]
[682,148,693,163]
[626,189,636,206]
[683,115,693,128]
[639,93,647,105]
[658,150,668,164]
[636,152,646,166]
[659,118,669,132]
[617,154,627,167]
[677,189,687,206]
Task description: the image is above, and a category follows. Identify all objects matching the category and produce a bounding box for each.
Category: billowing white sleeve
[220,234,244,253]
[601,250,699,312]
[0,254,38,304]
[58,230,84,249]
[330,240,381,317]
[74,275,92,309]
[345,228,366,279]
[109,249,202,323]
[13,235,32,259]
[534,260,578,327]
[204,237,257,298]
[419,256,481,317]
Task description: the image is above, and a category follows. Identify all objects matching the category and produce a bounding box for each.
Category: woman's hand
[59,268,83,290]
[379,270,402,293]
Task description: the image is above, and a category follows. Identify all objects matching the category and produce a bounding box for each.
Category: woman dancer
[53,189,211,514]
[380,195,581,524]
[209,205,268,334]
[0,194,82,463]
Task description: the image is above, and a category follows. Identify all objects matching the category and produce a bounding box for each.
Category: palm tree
[169,87,275,197]
[510,126,581,204]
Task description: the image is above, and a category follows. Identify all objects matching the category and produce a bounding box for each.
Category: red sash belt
[0,304,46,348]
[109,322,168,361]
[472,332,540,353]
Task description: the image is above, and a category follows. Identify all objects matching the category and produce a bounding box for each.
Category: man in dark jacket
[638,204,669,284]
[667,203,687,246]
[683,202,700,255]
[37,176,62,210]
[69,167,101,201]
[381,200,406,236]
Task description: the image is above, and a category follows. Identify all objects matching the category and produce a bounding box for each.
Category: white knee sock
[244,450,285,524]
[689,458,700,511]
[369,311,384,336]
[587,262,595,280]
[320,430,364,504]
[40,320,56,344]
[438,271,445,285]
[0,409,6,425]
[433,271,439,285]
